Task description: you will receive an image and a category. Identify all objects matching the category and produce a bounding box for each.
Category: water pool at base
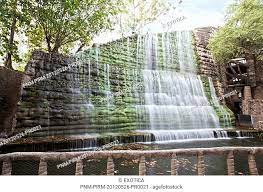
[84,138,263,176]
[5,138,263,175]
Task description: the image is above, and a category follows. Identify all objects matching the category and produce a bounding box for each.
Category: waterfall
[161,33,176,70]
[177,31,197,73]
[95,46,100,77]
[208,77,232,128]
[104,63,113,108]
[137,31,229,142]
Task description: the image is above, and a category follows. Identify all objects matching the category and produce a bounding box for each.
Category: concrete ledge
[1,147,263,161]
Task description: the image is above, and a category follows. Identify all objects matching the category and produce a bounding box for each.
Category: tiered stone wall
[193,27,225,99]
[242,59,263,129]
[193,28,263,129]
[254,86,263,100]
[256,121,263,130]
[193,27,235,126]
[254,60,263,100]
[16,38,139,136]
[15,30,235,137]
[247,100,263,122]
[16,51,92,135]
[255,60,263,85]
[242,86,263,129]
[242,86,253,115]
[193,27,219,77]
[246,56,257,87]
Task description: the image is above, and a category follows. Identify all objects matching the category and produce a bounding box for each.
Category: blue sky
[180,0,233,27]
[183,0,231,13]
[148,0,235,32]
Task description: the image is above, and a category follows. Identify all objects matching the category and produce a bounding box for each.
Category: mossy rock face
[200,76,235,128]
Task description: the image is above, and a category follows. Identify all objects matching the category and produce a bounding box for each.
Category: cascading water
[104,63,114,107]
[136,31,230,142]
[177,31,197,73]
[208,77,232,128]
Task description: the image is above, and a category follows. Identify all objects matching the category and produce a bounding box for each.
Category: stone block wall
[254,85,263,100]
[254,60,263,100]
[16,51,94,135]
[193,27,235,127]
[242,86,253,115]
[193,28,263,129]
[248,99,263,117]
[246,59,263,128]
[242,86,263,128]
[194,27,219,77]
[247,100,263,128]
[255,60,263,84]
[256,121,263,130]
[15,30,235,137]
[16,39,139,136]
[16,33,184,137]
[242,59,263,128]
[193,27,225,99]
[246,57,257,88]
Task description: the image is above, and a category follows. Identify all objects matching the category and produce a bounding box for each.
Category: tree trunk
[52,46,60,53]
[245,53,257,66]
[4,16,17,70]
[52,41,61,53]
[4,53,13,69]
[45,36,52,53]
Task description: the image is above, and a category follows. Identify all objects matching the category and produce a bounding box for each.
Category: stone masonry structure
[193,27,225,99]
[0,29,236,138]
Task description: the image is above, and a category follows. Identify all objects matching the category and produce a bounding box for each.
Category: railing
[0,147,262,175]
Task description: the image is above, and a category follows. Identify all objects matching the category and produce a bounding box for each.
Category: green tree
[27,0,122,54]
[0,0,30,69]
[209,0,263,65]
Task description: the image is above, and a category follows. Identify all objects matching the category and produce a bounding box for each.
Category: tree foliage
[117,0,170,34]
[209,0,263,64]
[0,0,172,68]
[0,0,122,68]
[0,0,30,69]
[27,0,122,54]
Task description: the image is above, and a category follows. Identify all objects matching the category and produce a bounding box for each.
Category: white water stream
[136,31,231,141]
